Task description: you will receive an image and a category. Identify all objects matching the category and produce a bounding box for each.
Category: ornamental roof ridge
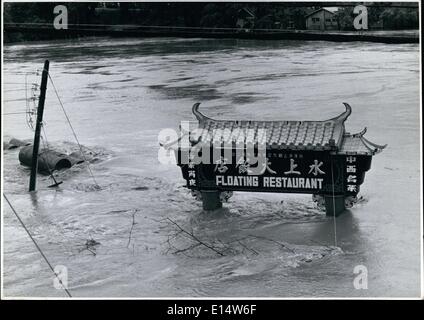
[191,102,352,150]
[192,102,352,125]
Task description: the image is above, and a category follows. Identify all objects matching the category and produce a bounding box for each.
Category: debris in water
[7,138,31,149]
[79,238,101,256]
[132,186,149,191]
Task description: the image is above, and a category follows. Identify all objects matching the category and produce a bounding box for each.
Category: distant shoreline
[4,26,419,44]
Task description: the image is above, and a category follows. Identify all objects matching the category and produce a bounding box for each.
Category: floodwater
[2,37,421,298]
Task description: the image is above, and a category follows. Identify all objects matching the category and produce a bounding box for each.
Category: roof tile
[190,102,352,151]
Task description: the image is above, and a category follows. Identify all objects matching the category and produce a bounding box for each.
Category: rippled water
[2,37,420,297]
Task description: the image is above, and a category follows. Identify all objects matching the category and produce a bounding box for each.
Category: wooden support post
[324,195,346,217]
[29,60,49,192]
[201,190,222,211]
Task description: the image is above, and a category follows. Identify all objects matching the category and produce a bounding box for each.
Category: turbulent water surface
[2,37,421,297]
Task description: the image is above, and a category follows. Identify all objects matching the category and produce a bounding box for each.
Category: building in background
[236,7,256,30]
[305,7,339,31]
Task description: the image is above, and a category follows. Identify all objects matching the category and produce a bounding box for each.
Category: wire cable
[3,112,30,115]
[3,193,72,297]
[47,73,99,188]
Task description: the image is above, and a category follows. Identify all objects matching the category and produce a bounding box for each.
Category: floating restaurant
[167,102,386,217]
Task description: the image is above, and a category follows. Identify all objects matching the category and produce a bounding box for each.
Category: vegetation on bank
[3,2,419,43]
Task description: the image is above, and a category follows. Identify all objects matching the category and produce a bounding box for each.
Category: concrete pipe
[68,151,85,165]
[19,145,72,173]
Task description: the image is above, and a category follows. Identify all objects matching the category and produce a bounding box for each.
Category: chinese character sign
[346,156,358,194]
[196,152,333,192]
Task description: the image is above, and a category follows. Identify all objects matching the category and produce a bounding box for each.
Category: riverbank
[4,23,419,44]
[124,28,419,44]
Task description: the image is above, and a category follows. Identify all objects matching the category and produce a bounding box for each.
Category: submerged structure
[169,102,386,216]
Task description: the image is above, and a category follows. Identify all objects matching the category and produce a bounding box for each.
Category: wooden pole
[29,60,49,192]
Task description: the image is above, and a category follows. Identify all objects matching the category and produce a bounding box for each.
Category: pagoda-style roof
[190,102,352,151]
[339,128,387,155]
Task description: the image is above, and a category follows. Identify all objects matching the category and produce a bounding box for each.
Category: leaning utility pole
[29,60,49,192]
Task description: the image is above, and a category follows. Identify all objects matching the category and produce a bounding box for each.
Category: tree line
[4,2,419,42]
